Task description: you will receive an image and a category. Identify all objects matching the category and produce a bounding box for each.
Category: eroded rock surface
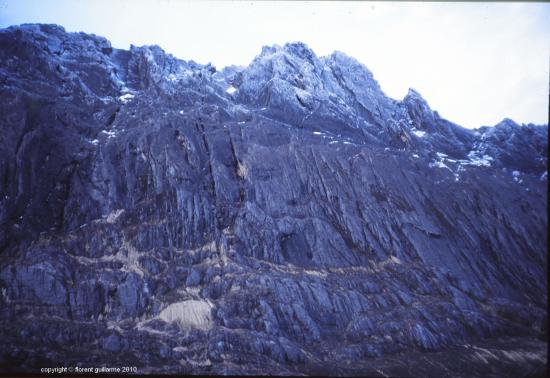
[0,24,547,376]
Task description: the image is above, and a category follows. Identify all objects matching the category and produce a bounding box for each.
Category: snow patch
[101,130,117,139]
[412,129,426,138]
[119,93,134,103]
[304,270,328,278]
[106,209,124,224]
[226,86,237,95]
[390,256,402,264]
[91,139,99,145]
[429,160,452,171]
[429,152,453,171]
[460,151,493,167]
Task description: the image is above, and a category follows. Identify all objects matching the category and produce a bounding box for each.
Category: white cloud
[1,0,548,128]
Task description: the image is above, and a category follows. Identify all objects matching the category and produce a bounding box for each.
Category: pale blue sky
[1,0,549,129]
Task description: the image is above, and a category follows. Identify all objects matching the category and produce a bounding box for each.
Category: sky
[1,0,549,129]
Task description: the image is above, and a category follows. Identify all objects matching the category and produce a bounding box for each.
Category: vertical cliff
[0,24,547,376]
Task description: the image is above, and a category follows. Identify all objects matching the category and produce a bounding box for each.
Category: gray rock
[0,23,546,376]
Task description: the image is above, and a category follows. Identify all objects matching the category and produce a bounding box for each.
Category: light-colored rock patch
[158,300,213,330]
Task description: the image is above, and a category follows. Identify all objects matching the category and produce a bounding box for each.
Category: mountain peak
[326,50,372,74]
[259,44,281,56]
[402,88,437,131]
[13,23,66,34]
[404,88,428,103]
[257,42,317,62]
[404,88,432,111]
[282,41,316,60]
[328,49,355,63]
[495,118,520,128]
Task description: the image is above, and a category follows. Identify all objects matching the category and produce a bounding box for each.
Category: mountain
[0,24,547,376]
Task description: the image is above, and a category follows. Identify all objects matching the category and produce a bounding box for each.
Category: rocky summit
[0,24,547,377]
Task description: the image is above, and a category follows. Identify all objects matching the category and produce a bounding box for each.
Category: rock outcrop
[0,24,547,376]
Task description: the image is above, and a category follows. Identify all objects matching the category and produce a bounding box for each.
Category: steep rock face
[0,24,547,376]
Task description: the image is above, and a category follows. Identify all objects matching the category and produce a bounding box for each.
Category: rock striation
[0,24,547,376]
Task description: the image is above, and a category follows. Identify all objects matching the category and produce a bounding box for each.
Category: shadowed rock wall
[0,24,547,376]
